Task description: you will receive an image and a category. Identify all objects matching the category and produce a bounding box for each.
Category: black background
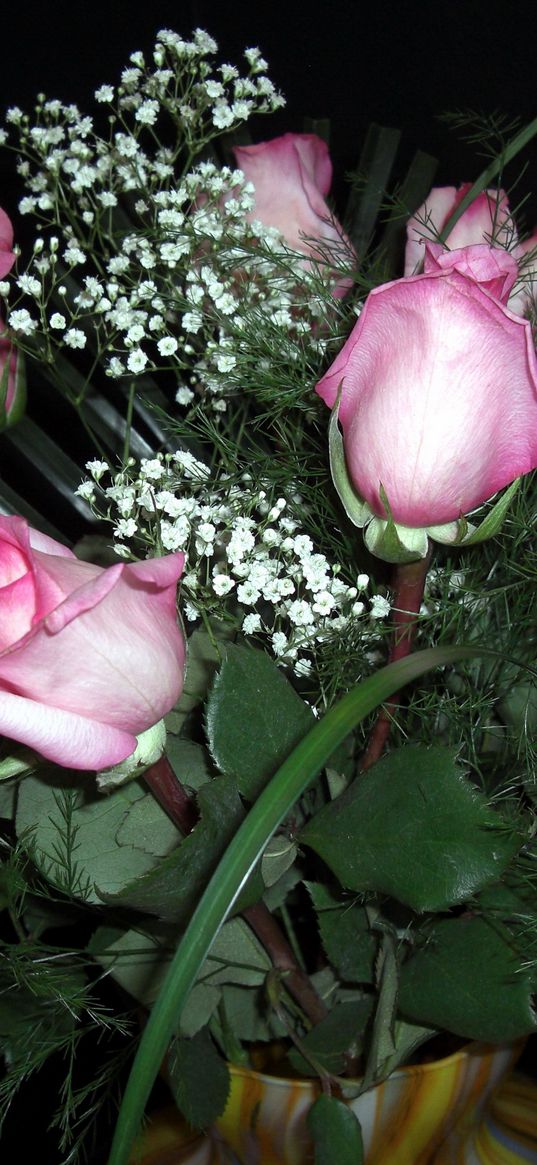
[1,1,536,1160]
[1,0,537,224]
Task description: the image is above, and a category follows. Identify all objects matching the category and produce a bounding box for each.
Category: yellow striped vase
[130,1043,537,1164]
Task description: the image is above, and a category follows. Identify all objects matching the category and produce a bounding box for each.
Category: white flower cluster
[0,30,342,412]
[78,454,390,678]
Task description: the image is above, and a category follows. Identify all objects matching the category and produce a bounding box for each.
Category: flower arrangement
[0,27,537,1165]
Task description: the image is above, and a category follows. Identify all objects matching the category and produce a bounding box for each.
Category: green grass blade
[108,643,487,1165]
[439,115,537,243]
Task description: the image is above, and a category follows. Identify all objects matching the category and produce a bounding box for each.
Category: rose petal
[0,687,137,769]
[317,265,537,527]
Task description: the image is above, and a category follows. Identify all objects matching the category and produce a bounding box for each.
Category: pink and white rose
[0,516,186,769]
[233,133,354,296]
[0,207,15,279]
[405,184,536,314]
[316,242,537,529]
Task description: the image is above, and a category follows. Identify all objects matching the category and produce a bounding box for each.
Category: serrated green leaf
[102,775,262,923]
[16,774,180,903]
[307,1094,363,1165]
[288,999,373,1077]
[307,883,377,983]
[206,644,314,800]
[301,746,521,912]
[399,916,537,1042]
[166,626,226,736]
[168,1028,230,1129]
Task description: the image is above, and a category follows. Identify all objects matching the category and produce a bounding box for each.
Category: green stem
[360,550,432,771]
[108,644,487,1165]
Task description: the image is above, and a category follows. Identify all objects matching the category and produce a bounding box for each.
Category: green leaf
[166,625,227,737]
[345,121,401,254]
[399,916,537,1042]
[108,645,495,1165]
[206,644,314,799]
[168,1028,230,1129]
[307,1094,363,1165]
[201,917,271,987]
[16,773,180,904]
[306,883,377,983]
[217,983,285,1043]
[164,738,213,794]
[89,927,172,1007]
[288,999,373,1077]
[103,775,262,923]
[261,835,297,888]
[300,746,521,912]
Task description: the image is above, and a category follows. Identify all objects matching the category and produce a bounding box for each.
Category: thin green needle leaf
[108,644,490,1165]
[439,115,537,243]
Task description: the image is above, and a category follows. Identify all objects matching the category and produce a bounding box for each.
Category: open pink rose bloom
[233,132,354,296]
[0,516,186,769]
[316,241,537,529]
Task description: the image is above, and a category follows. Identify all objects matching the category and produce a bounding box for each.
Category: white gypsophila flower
[8,309,37,335]
[352,601,365,616]
[114,518,137,539]
[287,600,315,628]
[236,581,260,606]
[312,591,336,616]
[182,311,203,334]
[86,459,109,481]
[126,324,146,345]
[107,357,125,378]
[63,245,86,266]
[242,613,262,634]
[140,457,165,481]
[135,99,160,125]
[176,385,194,405]
[156,336,178,356]
[75,481,95,501]
[0,282,10,297]
[212,103,235,129]
[369,594,391,619]
[215,352,236,372]
[49,312,66,329]
[95,84,114,103]
[16,274,41,297]
[271,631,288,657]
[212,573,235,596]
[356,573,370,590]
[64,328,87,349]
[294,658,313,677]
[127,348,149,373]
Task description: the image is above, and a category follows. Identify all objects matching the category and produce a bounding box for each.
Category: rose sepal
[0,344,26,432]
[458,478,521,546]
[96,719,167,791]
[328,388,373,528]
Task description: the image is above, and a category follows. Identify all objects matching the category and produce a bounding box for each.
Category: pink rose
[232,133,354,296]
[0,516,186,769]
[404,184,514,275]
[405,185,536,315]
[316,243,537,529]
[0,207,16,279]
[0,324,25,430]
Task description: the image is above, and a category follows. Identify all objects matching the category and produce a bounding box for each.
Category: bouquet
[1,26,537,1164]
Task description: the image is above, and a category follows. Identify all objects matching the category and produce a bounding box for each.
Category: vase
[130,1041,536,1165]
[213,1041,524,1164]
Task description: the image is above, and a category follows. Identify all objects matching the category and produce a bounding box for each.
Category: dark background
[1,2,536,1159]
[1,0,537,226]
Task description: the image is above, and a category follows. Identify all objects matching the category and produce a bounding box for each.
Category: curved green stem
[108,643,490,1165]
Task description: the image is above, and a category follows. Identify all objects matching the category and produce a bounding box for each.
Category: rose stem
[143,756,328,1027]
[360,548,432,772]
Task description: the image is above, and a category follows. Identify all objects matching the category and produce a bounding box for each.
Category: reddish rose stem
[143,755,328,1028]
[360,548,432,772]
